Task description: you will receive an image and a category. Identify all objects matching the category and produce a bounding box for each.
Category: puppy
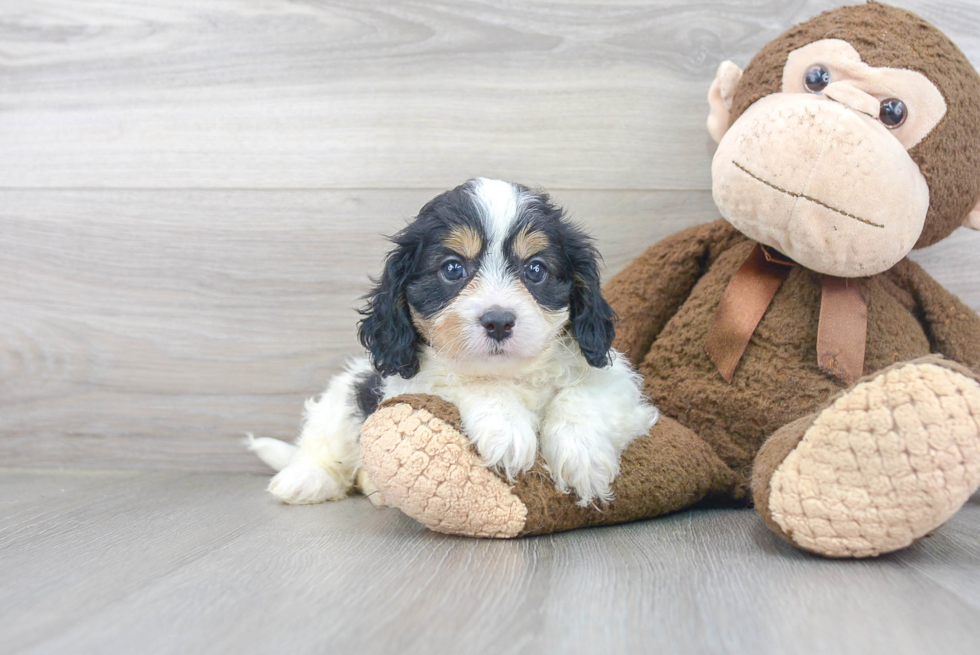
[249,178,658,506]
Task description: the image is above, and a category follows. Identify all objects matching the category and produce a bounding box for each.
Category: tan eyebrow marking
[512,225,550,260]
[444,225,483,259]
[732,161,884,229]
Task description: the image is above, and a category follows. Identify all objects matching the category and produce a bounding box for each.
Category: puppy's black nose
[480,308,515,342]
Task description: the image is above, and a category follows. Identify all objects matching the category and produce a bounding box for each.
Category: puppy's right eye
[440,259,467,282]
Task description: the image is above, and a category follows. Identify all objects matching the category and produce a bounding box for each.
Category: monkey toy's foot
[359,394,530,538]
[754,356,980,558]
[359,395,742,538]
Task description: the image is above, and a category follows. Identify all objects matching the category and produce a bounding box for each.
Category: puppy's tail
[245,433,298,472]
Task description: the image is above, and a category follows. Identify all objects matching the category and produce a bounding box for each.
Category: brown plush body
[359,3,980,557]
[613,220,980,485]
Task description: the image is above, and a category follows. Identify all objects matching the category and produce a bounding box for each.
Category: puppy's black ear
[357,231,424,378]
[566,229,616,368]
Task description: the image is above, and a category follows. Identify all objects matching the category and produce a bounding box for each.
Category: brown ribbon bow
[704,244,869,386]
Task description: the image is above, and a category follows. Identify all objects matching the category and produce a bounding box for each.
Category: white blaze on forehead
[469,177,523,244]
[468,178,527,287]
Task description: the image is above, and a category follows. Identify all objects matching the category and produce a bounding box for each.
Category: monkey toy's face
[708,25,980,278]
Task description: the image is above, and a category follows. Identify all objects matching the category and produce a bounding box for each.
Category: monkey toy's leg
[753,356,980,558]
[359,394,744,538]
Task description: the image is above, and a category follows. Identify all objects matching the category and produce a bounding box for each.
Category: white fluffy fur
[387,337,659,503]
[249,358,373,504]
[249,179,658,506]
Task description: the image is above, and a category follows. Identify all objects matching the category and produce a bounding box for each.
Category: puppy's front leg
[540,403,619,506]
[541,353,658,505]
[456,392,539,481]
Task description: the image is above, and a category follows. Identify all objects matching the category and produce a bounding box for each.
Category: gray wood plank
[891,495,980,611]
[2,469,979,655]
[2,189,978,472]
[0,469,422,654]
[0,188,719,471]
[0,467,141,518]
[2,1,978,190]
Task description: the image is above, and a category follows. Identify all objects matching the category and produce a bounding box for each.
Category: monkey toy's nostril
[480,307,516,342]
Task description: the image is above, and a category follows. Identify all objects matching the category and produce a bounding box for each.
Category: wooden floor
[1,468,979,655]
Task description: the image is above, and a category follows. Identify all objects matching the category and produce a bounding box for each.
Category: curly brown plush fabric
[728,1,980,248]
[515,414,742,536]
[608,220,980,488]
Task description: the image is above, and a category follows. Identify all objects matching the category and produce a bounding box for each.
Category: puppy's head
[358,178,615,378]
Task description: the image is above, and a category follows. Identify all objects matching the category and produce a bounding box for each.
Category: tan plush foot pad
[767,359,980,558]
[359,395,528,538]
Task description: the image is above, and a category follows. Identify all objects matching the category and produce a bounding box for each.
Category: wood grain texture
[1,0,979,189]
[0,189,723,471]
[4,186,975,472]
[1,469,978,655]
[2,0,980,472]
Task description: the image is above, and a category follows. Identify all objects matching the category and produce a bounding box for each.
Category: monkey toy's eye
[440,258,467,282]
[804,64,831,93]
[523,260,548,284]
[878,98,908,128]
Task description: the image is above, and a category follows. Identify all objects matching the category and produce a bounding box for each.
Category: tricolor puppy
[249,178,658,506]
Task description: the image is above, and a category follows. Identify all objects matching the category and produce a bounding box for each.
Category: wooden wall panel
[2,0,979,471]
[1,1,978,190]
[0,189,726,470]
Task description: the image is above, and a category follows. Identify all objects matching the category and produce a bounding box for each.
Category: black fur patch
[503,192,573,311]
[504,191,616,367]
[358,182,487,378]
[352,370,384,419]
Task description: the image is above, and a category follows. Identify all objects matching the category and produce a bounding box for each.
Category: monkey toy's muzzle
[711,93,930,278]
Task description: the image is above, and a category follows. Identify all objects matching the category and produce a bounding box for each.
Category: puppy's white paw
[463,409,538,481]
[268,460,348,504]
[541,423,619,506]
[355,469,388,508]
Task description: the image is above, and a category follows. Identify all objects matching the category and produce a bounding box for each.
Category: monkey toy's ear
[965,198,980,230]
[707,60,743,144]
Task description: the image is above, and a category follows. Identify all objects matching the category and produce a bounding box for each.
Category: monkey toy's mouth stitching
[731,160,885,229]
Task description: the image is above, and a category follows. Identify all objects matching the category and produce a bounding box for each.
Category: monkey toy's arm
[888,258,980,374]
[603,219,743,368]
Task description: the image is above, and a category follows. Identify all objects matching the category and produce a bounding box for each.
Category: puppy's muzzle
[480,307,515,342]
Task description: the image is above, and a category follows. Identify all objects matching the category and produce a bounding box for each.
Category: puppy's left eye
[440,259,467,282]
[524,260,548,284]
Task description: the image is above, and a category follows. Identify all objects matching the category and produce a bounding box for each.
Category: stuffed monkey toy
[359,1,980,557]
